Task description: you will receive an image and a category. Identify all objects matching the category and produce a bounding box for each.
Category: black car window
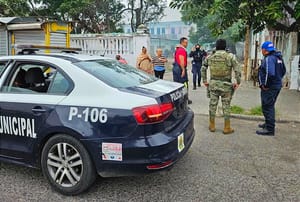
[74,59,157,88]
[1,63,70,95]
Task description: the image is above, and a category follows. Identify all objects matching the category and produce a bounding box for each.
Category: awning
[7,23,44,31]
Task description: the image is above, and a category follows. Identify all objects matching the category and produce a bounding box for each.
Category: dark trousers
[261,88,281,131]
[192,62,201,85]
[173,63,188,88]
[154,70,165,79]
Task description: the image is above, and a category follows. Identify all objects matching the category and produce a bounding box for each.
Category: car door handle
[32,107,47,113]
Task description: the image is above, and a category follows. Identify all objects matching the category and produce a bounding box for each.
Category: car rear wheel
[41,134,97,195]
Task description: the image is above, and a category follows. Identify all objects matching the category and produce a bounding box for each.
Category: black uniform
[189,49,206,88]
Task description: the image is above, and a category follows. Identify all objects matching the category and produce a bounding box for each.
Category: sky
[121,0,182,23]
[161,6,182,22]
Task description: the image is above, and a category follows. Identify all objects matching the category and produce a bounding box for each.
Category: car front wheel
[41,134,97,195]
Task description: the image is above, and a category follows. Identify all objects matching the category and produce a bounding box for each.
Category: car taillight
[132,102,174,125]
[146,160,173,170]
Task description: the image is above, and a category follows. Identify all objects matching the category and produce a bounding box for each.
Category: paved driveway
[0,115,299,202]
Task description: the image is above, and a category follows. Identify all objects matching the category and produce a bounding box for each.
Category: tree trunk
[135,8,141,29]
[244,25,250,81]
[135,0,143,30]
[130,0,135,32]
[253,40,258,86]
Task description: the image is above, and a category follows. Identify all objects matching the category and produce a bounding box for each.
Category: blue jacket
[259,51,286,89]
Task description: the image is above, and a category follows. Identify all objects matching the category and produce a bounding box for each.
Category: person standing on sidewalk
[189,44,207,90]
[136,46,153,75]
[202,39,241,134]
[152,48,168,79]
[173,37,192,104]
[256,41,286,136]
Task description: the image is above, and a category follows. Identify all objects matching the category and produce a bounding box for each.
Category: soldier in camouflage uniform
[202,39,241,134]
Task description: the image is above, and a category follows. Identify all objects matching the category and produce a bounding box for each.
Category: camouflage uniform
[202,50,241,134]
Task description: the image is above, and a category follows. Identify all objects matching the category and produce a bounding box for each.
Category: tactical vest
[193,50,205,62]
[207,51,233,81]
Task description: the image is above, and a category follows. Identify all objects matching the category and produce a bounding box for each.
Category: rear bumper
[83,110,195,177]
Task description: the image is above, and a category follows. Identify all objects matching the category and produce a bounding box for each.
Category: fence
[250,29,299,89]
[70,33,150,67]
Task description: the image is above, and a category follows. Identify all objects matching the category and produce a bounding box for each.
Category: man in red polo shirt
[173,37,192,104]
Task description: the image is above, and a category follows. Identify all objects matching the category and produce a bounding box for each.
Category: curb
[230,114,300,123]
[231,114,265,121]
[195,112,300,123]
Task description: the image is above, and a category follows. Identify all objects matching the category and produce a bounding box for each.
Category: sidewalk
[164,71,300,123]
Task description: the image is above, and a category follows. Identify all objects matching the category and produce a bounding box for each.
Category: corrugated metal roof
[0,17,18,24]
[0,17,42,25]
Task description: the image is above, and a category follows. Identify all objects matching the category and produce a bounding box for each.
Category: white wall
[290,55,300,90]
[70,33,150,67]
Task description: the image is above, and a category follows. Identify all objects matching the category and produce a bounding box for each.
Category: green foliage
[187,15,217,45]
[295,1,300,19]
[0,0,126,33]
[230,105,278,116]
[170,0,300,38]
[231,105,245,114]
[230,105,266,116]
[0,0,33,16]
[221,20,245,43]
[0,0,166,34]
[247,106,263,116]
[188,14,244,47]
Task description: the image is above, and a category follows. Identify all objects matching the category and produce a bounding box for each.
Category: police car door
[0,60,70,163]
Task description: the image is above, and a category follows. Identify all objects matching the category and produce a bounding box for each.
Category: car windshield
[74,59,157,88]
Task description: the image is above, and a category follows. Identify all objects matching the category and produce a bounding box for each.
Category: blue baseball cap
[261,41,276,52]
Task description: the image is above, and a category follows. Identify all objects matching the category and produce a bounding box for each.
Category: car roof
[0,53,113,63]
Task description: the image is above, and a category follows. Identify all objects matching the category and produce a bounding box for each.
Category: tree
[0,0,126,33]
[171,0,300,34]
[44,0,126,33]
[187,14,243,48]
[188,21,215,45]
[170,0,300,79]
[0,0,38,16]
[124,0,167,32]
[0,0,168,33]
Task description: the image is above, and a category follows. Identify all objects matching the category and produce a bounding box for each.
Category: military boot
[209,117,216,132]
[223,119,234,134]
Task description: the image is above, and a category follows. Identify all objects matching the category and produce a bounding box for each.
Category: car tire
[41,134,97,195]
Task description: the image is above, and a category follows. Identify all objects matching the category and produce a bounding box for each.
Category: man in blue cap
[256,41,286,136]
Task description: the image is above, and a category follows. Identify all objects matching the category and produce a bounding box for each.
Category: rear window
[74,59,157,88]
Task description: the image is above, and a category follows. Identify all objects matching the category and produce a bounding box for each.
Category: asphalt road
[1,115,299,202]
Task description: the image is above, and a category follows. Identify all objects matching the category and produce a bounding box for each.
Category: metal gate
[50,32,67,46]
[14,30,45,45]
[0,27,8,56]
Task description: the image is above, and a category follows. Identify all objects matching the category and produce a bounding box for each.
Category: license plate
[177,133,185,152]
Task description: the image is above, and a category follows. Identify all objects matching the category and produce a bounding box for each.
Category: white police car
[0,45,195,195]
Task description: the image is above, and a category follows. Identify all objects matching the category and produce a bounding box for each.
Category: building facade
[123,21,194,57]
